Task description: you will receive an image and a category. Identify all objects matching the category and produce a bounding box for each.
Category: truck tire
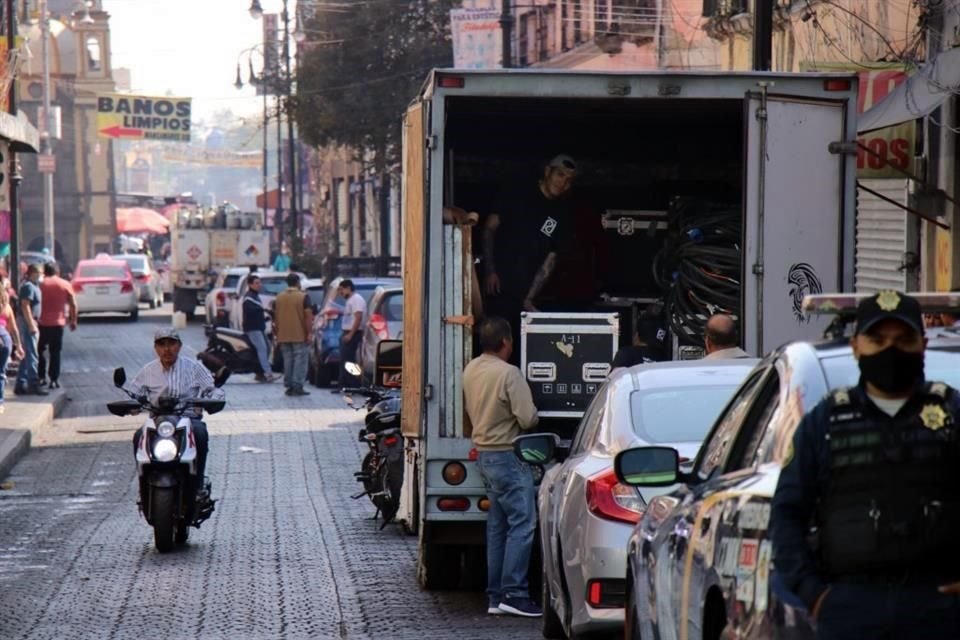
[417,541,460,590]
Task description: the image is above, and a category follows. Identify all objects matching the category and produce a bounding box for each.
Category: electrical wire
[652,197,741,344]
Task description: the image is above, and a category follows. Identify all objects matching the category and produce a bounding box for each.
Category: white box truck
[397,69,859,588]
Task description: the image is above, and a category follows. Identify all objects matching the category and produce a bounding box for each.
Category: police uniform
[771,291,960,639]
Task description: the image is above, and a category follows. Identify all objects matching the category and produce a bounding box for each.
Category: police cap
[855,290,923,335]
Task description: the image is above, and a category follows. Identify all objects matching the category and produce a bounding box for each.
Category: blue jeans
[816,582,960,639]
[0,328,11,405]
[476,450,536,602]
[15,318,38,389]
[246,330,272,375]
[280,342,309,390]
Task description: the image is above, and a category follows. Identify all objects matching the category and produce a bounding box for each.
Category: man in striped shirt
[130,328,225,499]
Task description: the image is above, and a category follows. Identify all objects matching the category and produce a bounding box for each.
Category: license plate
[95,286,110,295]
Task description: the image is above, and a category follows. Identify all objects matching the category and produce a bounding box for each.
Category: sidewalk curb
[0,391,69,481]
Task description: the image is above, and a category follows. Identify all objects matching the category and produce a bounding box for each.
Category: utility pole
[500,0,512,69]
[40,0,54,255]
[6,0,21,287]
[261,82,268,227]
[752,0,773,71]
[281,0,298,256]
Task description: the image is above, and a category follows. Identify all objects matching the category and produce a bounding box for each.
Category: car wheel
[129,307,139,321]
[541,559,565,639]
[149,296,156,310]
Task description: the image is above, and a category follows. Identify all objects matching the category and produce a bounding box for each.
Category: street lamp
[248,0,263,21]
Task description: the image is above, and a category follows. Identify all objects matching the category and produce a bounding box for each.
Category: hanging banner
[801,62,914,179]
[97,93,192,142]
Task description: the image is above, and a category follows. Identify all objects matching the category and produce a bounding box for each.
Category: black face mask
[858,346,924,394]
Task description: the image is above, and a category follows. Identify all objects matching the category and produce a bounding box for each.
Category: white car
[228,270,307,331]
[205,267,249,326]
[111,253,164,309]
[72,256,140,320]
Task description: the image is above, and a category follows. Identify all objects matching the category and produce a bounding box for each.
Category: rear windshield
[306,287,326,306]
[630,384,741,444]
[260,278,289,296]
[821,350,960,389]
[78,264,126,279]
[381,293,403,321]
[223,274,241,289]
[114,256,146,272]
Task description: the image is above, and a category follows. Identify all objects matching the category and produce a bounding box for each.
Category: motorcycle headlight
[157,421,176,438]
[152,438,179,462]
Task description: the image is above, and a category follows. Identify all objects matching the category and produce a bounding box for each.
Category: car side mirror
[375,339,403,388]
[513,433,560,465]
[614,447,680,487]
[113,367,126,388]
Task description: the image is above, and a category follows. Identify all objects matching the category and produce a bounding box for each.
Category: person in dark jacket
[242,275,275,382]
[771,290,960,639]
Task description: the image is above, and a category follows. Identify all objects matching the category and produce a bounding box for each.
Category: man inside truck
[481,154,578,362]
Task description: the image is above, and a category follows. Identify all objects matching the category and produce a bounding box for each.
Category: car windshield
[78,264,126,279]
[260,278,289,296]
[821,349,960,389]
[114,256,146,272]
[381,293,403,321]
[630,384,741,444]
[223,274,241,289]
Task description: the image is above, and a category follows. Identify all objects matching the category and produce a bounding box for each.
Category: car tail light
[437,497,470,511]
[121,281,134,293]
[369,313,388,339]
[135,274,149,282]
[442,461,466,485]
[72,281,84,293]
[585,579,627,609]
[585,468,643,524]
[216,291,226,307]
[383,435,399,447]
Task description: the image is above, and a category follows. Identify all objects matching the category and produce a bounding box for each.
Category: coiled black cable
[653,198,742,344]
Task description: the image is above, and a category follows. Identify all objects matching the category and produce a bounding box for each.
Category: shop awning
[0,111,39,152]
[859,47,960,133]
[116,207,170,235]
[256,188,282,210]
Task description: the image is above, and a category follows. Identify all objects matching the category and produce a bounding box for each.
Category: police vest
[818,383,960,580]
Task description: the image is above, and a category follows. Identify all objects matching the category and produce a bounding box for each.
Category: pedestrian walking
[701,313,751,359]
[37,263,77,389]
[14,264,46,396]
[337,279,365,389]
[273,272,313,396]
[462,316,542,618]
[0,286,24,413]
[772,290,960,639]
[241,274,275,382]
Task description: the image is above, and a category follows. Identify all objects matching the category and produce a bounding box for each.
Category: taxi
[73,254,140,320]
[614,293,960,640]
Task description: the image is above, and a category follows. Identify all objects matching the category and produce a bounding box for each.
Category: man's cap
[154,328,182,343]
[548,154,577,172]
[855,290,923,335]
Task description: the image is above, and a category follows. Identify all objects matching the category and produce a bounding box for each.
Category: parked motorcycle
[198,323,267,375]
[342,362,404,527]
[107,366,229,552]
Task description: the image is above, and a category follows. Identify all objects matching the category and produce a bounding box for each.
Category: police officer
[772,290,960,639]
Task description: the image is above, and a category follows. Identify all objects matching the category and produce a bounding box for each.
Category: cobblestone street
[0,306,540,639]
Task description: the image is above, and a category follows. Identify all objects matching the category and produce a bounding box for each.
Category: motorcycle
[342,362,404,528]
[107,366,229,552]
[198,321,271,375]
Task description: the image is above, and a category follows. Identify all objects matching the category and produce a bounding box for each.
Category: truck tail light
[437,497,470,511]
[586,579,627,609]
[369,313,388,339]
[824,79,852,92]
[121,281,134,294]
[216,291,226,307]
[442,461,466,485]
[437,75,465,89]
[478,496,490,511]
[586,468,643,524]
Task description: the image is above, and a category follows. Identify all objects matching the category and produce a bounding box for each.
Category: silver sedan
[516,358,756,639]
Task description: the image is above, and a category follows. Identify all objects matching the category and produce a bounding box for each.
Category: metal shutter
[855,178,909,292]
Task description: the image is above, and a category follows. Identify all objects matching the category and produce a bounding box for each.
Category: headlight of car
[157,421,176,438]
[152,438,179,462]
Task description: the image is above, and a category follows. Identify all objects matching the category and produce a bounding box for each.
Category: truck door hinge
[426,135,437,150]
[424,384,434,400]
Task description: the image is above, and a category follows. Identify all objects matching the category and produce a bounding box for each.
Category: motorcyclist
[129,328,225,503]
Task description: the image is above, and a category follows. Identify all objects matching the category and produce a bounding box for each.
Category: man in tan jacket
[463,316,541,618]
[273,273,313,396]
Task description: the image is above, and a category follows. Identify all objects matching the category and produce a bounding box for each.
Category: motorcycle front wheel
[151,487,176,553]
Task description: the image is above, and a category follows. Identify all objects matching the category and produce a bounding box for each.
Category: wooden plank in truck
[402,103,426,439]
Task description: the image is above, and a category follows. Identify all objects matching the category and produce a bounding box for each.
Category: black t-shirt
[489,182,575,300]
[611,345,661,369]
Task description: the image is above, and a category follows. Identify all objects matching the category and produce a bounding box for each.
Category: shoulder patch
[832,387,851,406]
[927,382,951,399]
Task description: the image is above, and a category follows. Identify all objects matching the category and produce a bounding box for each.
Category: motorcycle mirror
[214,366,231,388]
[113,368,126,388]
[345,362,362,377]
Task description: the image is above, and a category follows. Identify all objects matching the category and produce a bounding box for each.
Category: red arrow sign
[99,125,144,138]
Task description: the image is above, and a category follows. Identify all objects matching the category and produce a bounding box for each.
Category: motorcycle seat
[214,327,248,340]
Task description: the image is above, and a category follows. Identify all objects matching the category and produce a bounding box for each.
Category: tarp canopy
[859,47,960,133]
[116,207,170,235]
